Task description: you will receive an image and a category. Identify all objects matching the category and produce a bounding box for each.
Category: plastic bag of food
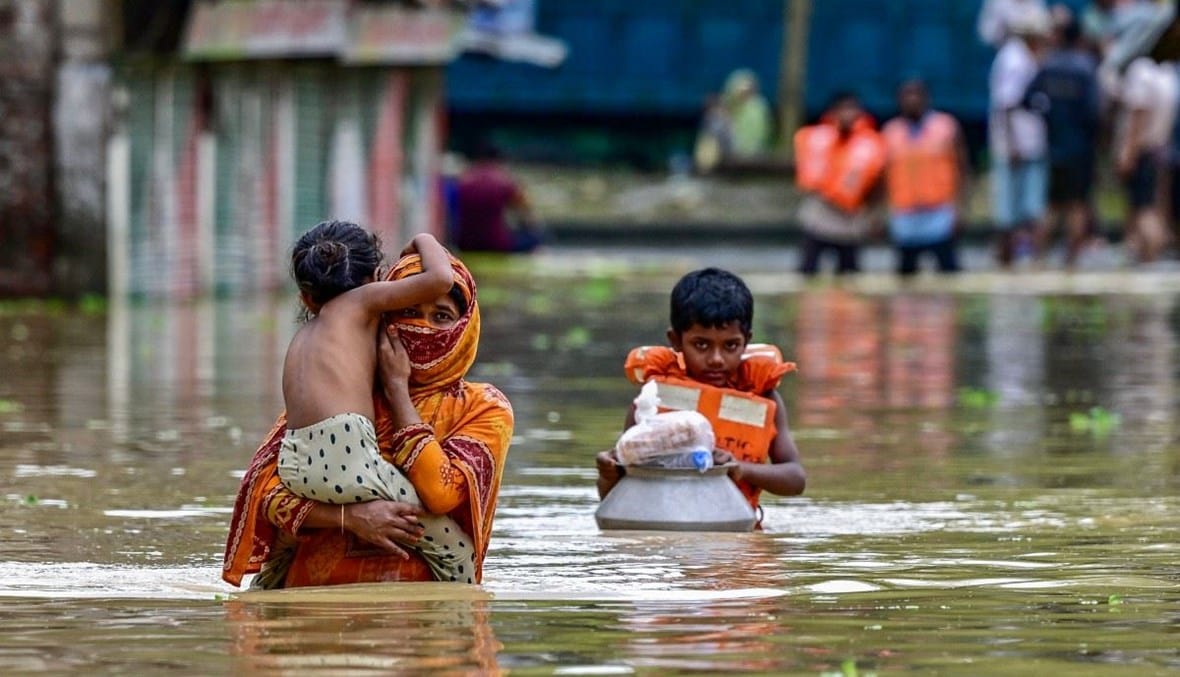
[615,382,715,466]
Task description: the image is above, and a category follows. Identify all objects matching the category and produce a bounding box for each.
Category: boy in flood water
[278,221,475,583]
[595,268,806,523]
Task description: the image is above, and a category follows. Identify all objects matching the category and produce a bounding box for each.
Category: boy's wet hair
[291,220,383,308]
[669,268,753,337]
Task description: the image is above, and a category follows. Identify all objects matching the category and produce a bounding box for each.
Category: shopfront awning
[183,0,464,65]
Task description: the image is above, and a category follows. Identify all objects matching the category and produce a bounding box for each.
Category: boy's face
[668,322,749,387]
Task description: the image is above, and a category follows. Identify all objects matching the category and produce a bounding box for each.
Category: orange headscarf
[386,253,480,392]
[223,253,513,587]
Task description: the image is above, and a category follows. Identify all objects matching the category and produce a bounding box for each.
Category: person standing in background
[1024,15,1102,265]
[988,9,1052,266]
[793,92,887,275]
[881,79,969,275]
[455,142,541,254]
[1115,55,1178,262]
[721,70,773,158]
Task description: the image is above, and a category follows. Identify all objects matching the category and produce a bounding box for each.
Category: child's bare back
[283,295,384,429]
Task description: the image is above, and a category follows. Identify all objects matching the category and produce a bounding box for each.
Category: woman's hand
[378,322,427,430]
[343,501,425,559]
[378,323,412,392]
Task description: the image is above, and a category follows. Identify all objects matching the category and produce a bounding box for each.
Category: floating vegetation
[526,293,555,315]
[530,334,551,351]
[0,399,23,415]
[78,294,107,315]
[957,387,998,409]
[557,326,592,351]
[1069,407,1121,436]
[819,658,873,677]
[0,296,103,316]
[574,277,615,306]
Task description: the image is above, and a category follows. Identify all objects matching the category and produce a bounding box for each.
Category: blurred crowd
[695,0,1180,275]
[980,0,1178,269]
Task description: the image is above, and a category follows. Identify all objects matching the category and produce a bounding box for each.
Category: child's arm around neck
[352,234,455,314]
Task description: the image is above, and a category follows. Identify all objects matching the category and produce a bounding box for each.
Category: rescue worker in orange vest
[881,79,970,275]
[794,92,887,275]
[595,268,806,525]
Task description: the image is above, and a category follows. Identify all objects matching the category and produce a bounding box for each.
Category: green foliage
[558,326,592,351]
[1069,407,1121,436]
[526,293,554,315]
[574,277,615,306]
[957,387,998,409]
[78,294,107,315]
[530,334,551,351]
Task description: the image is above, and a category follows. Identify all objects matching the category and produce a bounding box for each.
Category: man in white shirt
[989,10,1051,266]
[1116,56,1178,262]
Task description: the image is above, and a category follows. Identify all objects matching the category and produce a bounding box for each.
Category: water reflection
[2,259,1180,673]
[884,294,955,412]
[794,288,884,432]
[984,294,1048,458]
[1105,295,1176,451]
[227,585,502,674]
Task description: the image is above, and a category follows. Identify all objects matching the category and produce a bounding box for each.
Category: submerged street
[1,249,1178,673]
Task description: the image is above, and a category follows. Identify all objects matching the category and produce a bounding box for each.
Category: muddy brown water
[1,250,1178,674]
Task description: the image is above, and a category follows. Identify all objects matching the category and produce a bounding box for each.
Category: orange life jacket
[882,112,960,211]
[625,344,795,509]
[794,118,887,213]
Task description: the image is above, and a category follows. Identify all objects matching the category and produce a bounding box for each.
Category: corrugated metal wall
[112,61,443,298]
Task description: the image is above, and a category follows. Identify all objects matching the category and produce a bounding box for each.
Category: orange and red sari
[223,255,513,588]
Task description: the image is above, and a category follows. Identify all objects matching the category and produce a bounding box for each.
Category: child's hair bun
[311,241,348,267]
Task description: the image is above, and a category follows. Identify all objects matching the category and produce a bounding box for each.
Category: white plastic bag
[615,382,715,467]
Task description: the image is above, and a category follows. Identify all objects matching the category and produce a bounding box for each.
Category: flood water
[2,248,1179,674]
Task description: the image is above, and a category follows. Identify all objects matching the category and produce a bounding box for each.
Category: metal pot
[594,463,756,532]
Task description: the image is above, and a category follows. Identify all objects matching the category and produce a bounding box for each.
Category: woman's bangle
[339,504,345,535]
